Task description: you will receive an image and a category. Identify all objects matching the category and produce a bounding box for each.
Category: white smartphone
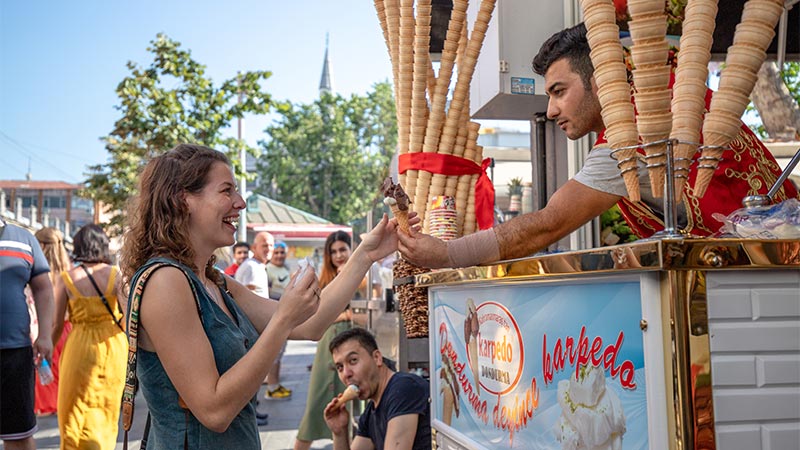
[292,257,316,287]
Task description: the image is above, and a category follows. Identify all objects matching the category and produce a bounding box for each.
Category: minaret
[319,33,333,96]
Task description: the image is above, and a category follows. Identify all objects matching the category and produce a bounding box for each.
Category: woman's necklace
[202,278,222,306]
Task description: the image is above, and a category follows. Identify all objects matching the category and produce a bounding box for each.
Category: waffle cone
[632,65,671,90]
[334,384,361,408]
[390,204,411,233]
[630,40,669,67]
[693,166,716,198]
[622,168,642,202]
[627,0,666,17]
[682,16,717,34]
[440,384,455,425]
[648,156,666,198]
[742,0,785,26]
[582,4,616,29]
[629,14,667,42]
[634,89,672,113]
[684,0,719,17]
[733,22,777,50]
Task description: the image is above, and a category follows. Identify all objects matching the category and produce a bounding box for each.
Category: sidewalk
[24,340,333,450]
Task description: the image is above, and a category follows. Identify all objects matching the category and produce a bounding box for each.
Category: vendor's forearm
[495,212,560,260]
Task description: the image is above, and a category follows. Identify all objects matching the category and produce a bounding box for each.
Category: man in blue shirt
[0,218,55,450]
[324,327,431,450]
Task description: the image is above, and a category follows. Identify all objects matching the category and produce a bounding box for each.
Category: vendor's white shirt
[234,258,270,298]
[573,145,687,227]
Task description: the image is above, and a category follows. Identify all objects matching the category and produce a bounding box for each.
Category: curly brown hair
[119,143,230,286]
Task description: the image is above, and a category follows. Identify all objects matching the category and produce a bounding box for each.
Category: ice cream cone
[629,14,667,42]
[671,81,708,103]
[586,23,620,46]
[718,64,760,95]
[682,16,717,35]
[708,90,750,119]
[597,79,632,108]
[634,89,671,113]
[628,0,665,17]
[390,204,410,233]
[594,61,628,89]
[440,385,455,425]
[622,165,642,202]
[632,65,671,90]
[582,4,616,29]
[333,384,360,409]
[590,41,625,67]
[684,0,720,19]
[742,0,785,27]
[726,45,767,68]
[693,170,714,197]
[630,40,669,67]
[733,22,776,50]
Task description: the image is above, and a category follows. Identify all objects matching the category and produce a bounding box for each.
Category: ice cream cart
[417,238,800,450]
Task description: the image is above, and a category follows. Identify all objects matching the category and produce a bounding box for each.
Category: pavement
[20,340,334,450]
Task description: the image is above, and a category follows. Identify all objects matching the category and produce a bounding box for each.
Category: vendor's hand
[323,395,349,436]
[275,267,320,328]
[397,224,450,269]
[359,212,420,263]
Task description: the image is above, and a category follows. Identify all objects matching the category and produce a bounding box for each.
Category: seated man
[323,327,431,450]
[398,22,797,269]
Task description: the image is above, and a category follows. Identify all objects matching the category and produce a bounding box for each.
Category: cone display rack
[582,0,785,232]
[375,0,497,338]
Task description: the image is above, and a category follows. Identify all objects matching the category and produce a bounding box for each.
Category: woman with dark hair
[119,144,404,449]
[294,230,364,450]
[52,223,126,450]
[32,227,72,415]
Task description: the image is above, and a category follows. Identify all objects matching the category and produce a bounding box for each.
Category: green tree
[84,34,275,232]
[257,82,397,225]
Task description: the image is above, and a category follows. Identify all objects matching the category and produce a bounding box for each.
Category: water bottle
[38,359,54,386]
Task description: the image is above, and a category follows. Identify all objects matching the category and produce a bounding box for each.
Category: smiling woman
[118,143,403,449]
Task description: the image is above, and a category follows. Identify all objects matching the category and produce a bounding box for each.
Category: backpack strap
[122,261,203,449]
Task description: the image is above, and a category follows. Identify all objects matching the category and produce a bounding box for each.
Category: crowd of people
[3,17,798,450]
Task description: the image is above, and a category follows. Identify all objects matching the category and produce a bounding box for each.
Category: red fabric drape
[398,153,495,230]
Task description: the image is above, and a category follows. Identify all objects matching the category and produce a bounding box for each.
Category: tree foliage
[84,34,275,232]
[256,82,397,225]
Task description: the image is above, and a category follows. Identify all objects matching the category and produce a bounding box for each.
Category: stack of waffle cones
[582,0,641,202]
[669,0,718,201]
[697,0,783,197]
[629,0,672,198]
[374,0,497,338]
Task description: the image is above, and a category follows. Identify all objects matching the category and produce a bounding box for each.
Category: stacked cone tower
[374,0,497,337]
[697,0,785,197]
[582,0,641,201]
[581,0,785,203]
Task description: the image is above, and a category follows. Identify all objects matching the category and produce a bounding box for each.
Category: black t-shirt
[356,372,431,450]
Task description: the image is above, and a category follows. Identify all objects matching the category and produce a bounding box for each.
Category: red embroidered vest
[595,98,798,238]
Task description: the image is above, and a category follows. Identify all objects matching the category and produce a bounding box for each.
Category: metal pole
[237,72,248,243]
[662,139,679,235]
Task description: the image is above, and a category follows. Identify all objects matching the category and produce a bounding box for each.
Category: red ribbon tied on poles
[398,153,495,230]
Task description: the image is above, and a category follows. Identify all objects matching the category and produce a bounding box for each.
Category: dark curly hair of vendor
[532,22,594,91]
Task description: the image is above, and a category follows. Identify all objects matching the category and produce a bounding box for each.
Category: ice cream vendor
[398,23,798,270]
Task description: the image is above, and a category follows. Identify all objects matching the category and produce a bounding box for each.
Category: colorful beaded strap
[122,261,202,450]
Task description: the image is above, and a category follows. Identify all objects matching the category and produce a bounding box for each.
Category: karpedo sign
[431,280,650,449]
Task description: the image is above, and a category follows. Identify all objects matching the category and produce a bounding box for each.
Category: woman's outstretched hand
[359,212,421,262]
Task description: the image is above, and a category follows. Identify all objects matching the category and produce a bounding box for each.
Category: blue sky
[0,0,394,182]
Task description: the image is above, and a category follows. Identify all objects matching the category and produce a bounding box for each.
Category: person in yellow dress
[52,224,126,450]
